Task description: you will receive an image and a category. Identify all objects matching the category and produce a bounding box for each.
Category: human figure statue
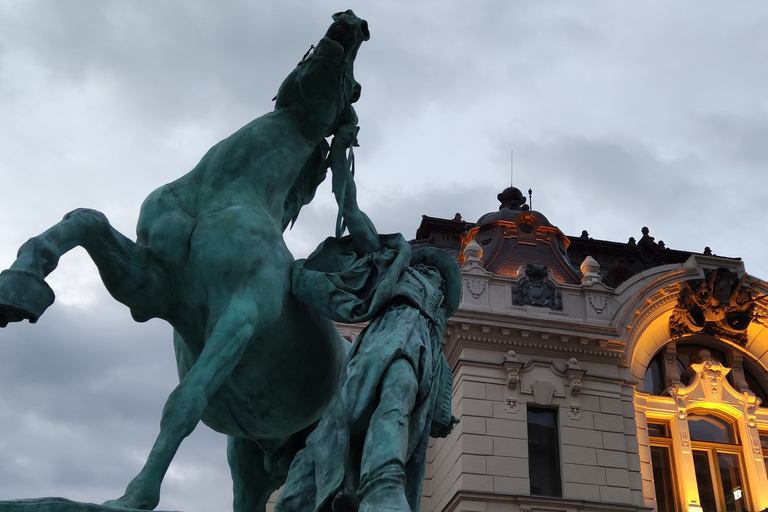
[0,11,368,512]
[275,119,460,512]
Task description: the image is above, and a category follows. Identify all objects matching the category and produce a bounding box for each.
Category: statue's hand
[330,123,359,188]
[330,103,359,150]
[332,123,359,151]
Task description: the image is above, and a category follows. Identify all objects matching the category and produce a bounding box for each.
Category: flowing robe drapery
[277,234,455,512]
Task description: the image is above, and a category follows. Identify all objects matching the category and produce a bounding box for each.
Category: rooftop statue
[0,10,369,512]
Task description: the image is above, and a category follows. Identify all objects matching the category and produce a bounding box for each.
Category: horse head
[275,10,369,140]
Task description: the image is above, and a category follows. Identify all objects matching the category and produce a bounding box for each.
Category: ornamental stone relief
[511,264,562,310]
[669,268,763,346]
[503,351,586,419]
[666,349,760,421]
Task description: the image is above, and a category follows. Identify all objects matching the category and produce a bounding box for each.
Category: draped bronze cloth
[278,234,454,512]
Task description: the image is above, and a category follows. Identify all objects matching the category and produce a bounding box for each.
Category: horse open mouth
[329,24,353,52]
[327,13,369,54]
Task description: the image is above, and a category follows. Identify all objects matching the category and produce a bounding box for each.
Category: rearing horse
[0,10,369,511]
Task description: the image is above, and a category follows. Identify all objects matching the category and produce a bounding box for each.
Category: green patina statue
[0,10,369,512]
[276,121,460,512]
[0,10,460,512]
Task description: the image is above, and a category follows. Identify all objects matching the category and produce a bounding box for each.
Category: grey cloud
[691,113,768,170]
[2,2,768,510]
[0,299,177,497]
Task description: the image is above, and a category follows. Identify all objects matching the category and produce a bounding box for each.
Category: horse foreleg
[0,208,168,326]
[104,287,265,510]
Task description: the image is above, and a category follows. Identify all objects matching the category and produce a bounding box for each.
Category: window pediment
[668,354,759,420]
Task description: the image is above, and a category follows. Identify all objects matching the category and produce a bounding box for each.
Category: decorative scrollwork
[511,264,562,310]
[466,278,486,299]
[588,295,608,314]
[669,268,764,346]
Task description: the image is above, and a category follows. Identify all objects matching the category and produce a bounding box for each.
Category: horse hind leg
[230,426,318,512]
[228,437,287,512]
[0,208,169,326]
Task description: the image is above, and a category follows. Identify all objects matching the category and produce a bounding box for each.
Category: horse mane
[282,139,330,231]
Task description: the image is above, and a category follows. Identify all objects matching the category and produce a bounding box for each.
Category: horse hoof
[0,269,55,327]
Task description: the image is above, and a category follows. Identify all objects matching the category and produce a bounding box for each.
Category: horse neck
[176,111,322,219]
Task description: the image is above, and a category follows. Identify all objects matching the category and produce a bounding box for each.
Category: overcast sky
[1,1,767,510]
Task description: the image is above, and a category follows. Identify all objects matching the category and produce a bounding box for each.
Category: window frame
[637,339,768,512]
[690,442,748,512]
[761,432,768,483]
[526,405,562,498]
[647,418,681,512]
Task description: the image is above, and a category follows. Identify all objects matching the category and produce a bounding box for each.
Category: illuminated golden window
[648,421,679,512]
[688,413,737,445]
[688,413,746,512]
[761,433,768,481]
[637,340,768,512]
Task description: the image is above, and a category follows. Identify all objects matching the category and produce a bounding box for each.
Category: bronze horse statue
[0,11,369,511]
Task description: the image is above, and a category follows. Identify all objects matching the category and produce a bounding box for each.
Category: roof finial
[510,148,514,187]
[497,187,529,211]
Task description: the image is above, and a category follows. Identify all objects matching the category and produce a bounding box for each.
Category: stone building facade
[407,189,768,512]
[270,188,768,512]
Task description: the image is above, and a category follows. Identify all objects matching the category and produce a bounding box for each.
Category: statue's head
[410,247,462,319]
[275,10,369,139]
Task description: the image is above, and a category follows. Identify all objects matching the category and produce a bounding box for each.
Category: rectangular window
[648,422,670,438]
[693,450,719,512]
[527,407,561,497]
[717,453,745,512]
[649,420,678,512]
[650,446,677,512]
[692,449,747,512]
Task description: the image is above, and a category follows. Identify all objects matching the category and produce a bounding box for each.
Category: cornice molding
[444,323,626,365]
[438,490,653,512]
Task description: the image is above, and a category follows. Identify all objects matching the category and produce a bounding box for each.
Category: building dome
[464,188,579,283]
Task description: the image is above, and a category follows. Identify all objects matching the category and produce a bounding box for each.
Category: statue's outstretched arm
[329,121,382,254]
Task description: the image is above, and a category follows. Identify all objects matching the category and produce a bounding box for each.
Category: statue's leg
[228,437,284,512]
[104,273,285,510]
[0,208,169,326]
[358,358,418,512]
[273,445,318,512]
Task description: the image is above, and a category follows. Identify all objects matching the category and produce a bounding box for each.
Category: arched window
[688,413,738,445]
[638,339,768,512]
[643,353,665,396]
[744,363,768,407]
[641,339,768,407]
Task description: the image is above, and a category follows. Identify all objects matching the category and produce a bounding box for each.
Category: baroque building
[403,188,768,512]
[270,187,768,512]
